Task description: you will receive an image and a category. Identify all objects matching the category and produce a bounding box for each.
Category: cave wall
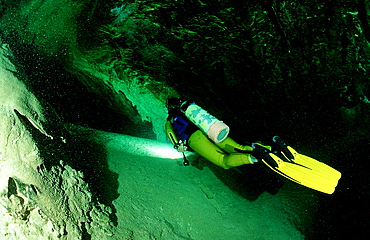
[1,0,369,142]
[0,39,115,239]
[106,0,370,144]
[0,0,179,141]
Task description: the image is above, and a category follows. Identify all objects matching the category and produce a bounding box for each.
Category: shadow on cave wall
[5,40,125,131]
[63,125,120,226]
[190,155,283,201]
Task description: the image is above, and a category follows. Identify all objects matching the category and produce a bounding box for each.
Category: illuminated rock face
[0,40,114,239]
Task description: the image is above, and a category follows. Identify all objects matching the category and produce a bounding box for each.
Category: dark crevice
[7,177,18,198]
[340,28,350,65]
[260,0,291,51]
[13,109,50,142]
[358,0,370,43]
[81,222,92,240]
[30,184,38,195]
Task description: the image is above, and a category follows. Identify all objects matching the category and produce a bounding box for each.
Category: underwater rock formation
[0,39,114,239]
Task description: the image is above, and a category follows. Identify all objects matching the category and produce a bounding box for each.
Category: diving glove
[174,140,188,152]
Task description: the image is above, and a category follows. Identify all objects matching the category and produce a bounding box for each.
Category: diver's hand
[175,141,188,152]
[177,144,188,152]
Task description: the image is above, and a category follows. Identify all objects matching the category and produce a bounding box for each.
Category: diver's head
[166,98,182,109]
[166,98,182,115]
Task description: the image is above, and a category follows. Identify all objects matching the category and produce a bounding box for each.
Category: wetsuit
[165,111,255,169]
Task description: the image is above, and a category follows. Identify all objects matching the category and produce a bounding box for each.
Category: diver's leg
[188,131,253,169]
[223,153,254,169]
[188,130,224,166]
[216,137,253,154]
[217,137,272,154]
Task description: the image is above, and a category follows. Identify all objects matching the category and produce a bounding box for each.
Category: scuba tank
[181,101,230,143]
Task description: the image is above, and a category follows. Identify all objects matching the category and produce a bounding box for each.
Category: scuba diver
[165,98,265,169]
[165,98,342,194]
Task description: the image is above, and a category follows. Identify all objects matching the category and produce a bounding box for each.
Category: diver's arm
[165,120,188,152]
[165,120,179,146]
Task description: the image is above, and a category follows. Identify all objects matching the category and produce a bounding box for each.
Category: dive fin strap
[272,136,294,160]
[234,143,281,166]
[251,143,280,168]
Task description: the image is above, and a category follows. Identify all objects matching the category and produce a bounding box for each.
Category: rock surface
[0,39,114,239]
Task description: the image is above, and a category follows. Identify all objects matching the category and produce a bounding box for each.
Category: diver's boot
[222,153,256,169]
